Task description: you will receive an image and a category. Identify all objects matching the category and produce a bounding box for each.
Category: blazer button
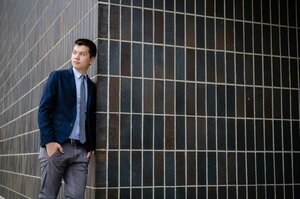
[70,124,73,127]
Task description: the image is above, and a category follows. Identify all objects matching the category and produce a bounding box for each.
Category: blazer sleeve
[90,83,97,151]
[85,80,97,151]
[38,72,58,146]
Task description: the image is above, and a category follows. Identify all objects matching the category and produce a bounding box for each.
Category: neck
[73,67,88,75]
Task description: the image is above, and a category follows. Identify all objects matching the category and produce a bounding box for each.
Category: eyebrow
[72,50,89,55]
[73,50,88,53]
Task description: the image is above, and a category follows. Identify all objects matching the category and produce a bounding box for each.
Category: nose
[74,53,80,59]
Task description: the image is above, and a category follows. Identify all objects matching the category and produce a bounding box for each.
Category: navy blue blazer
[38,67,96,151]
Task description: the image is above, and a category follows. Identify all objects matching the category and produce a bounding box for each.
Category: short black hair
[74,38,97,58]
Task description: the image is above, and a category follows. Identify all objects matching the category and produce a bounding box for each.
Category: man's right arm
[38,72,58,147]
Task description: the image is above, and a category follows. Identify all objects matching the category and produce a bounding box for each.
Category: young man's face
[71,44,95,74]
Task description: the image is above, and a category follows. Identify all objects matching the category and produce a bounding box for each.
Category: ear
[89,56,95,65]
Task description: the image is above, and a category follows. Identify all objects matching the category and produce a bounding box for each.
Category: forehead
[73,44,90,52]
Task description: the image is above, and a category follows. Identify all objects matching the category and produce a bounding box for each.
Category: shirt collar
[72,67,86,79]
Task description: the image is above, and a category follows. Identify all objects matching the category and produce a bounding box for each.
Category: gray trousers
[39,143,90,199]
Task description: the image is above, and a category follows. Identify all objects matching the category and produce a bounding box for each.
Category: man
[38,38,97,198]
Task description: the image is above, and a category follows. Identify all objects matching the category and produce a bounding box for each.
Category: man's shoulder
[49,68,72,78]
[87,76,96,87]
[52,68,72,75]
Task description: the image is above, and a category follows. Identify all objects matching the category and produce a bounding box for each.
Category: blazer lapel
[68,67,77,98]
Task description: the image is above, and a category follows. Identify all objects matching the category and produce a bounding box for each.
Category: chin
[73,63,80,68]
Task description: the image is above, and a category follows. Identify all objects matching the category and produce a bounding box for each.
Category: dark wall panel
[96,0,300,198]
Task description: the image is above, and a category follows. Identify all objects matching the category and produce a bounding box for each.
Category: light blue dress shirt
[69,67,88,140]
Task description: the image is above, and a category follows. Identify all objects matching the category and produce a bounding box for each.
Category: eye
[79,52,87,56]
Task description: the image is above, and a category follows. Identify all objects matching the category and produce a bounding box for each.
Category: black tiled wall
[0,0,98,198]
[96,0,300,198]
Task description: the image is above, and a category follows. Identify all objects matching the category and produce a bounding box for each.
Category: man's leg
[63,145,90,199]
[39,147,65,199]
